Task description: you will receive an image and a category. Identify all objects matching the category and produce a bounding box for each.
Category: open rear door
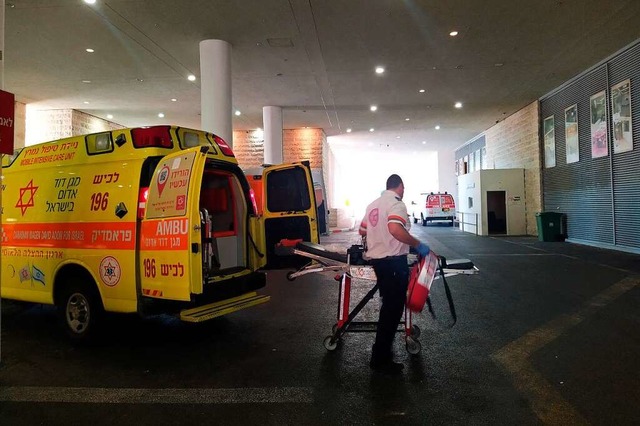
[261,161,319,268]
[139,147,207,301]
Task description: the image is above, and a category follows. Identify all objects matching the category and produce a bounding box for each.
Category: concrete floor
[1,223,639,425]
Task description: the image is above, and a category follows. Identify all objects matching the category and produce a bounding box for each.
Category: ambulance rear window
[266,167,311,213]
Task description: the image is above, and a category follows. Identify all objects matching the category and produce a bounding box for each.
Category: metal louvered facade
[540,40,640,252]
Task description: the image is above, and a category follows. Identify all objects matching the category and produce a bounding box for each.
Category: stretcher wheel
[323,335,338,351]
[410,324,421,338]
[405,336,421,355]
[286,271,296,281]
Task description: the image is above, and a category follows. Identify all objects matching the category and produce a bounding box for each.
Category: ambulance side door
[260,161,319,269]
[139,147,207,301]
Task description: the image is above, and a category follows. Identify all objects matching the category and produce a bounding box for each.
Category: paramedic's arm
[358,218,367,236]
[388,222,421,249]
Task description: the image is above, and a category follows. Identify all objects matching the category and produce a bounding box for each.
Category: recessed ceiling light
[83,101,90,104]
[84,0,96,4]
[107,114,113,119]
[449,31,459,36]
[234,110,241,116]
[435,125,441,130]
[422,141,426,144]
[396,136,400,139]
[158,113,165,118]
[82,80,91,84]
[86,48,95,53]
[405,118,410,121]
[369,128,375,132]
[346,128,352,133]
[454,102,463,108]
[171,98,177,102]
[419,89,425,93]
[494,63,504,67]
[375,66,385,74]
[370,105,378,112]
[187,75,196,81]
[137,78,144,82]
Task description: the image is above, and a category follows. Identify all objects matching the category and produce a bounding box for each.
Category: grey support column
[263,106,283,165]
[199,39,233,148]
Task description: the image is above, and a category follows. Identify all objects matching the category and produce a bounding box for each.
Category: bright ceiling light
[83,101,90,104]
[82,80,91,84]
[346,128,352,133]
[86,48,95,53]
[370,105,378,112]
[187,75,196,81]
[435,125,441,130]
[419,89,425,93]
[234,110,241,116]
[454,102,463,108]
[422,141,426,144]
[375,66,385,74]
[369,128,375,132]
[396,136,400,139]
[158,113,165,118]
[84,0,96,4]
[449,31,459,36]
[107,114,113,119]
[171,98,177,102]
[405,118,410,121]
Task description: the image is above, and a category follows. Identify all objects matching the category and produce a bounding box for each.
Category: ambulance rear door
[261,161,319,269]
[139,147,207,301]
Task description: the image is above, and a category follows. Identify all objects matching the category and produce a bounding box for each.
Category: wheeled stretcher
[279,241,478,354]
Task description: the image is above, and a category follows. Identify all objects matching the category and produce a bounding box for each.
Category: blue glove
[416,242,430,257]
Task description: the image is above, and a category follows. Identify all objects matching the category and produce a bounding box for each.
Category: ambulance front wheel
[57,281,103,342]
[405,336,422,355]
[323,335,338,351]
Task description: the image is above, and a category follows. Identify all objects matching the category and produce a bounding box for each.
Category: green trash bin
[536,212,565,242]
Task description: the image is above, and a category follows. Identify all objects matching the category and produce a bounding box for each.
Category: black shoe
[369,359,404,374]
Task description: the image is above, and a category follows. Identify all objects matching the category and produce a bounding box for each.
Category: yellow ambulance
[1,125,318,340]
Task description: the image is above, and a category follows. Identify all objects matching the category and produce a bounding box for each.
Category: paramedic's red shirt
[359,190,411,259]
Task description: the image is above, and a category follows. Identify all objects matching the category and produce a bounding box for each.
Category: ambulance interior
[199,169,247,276]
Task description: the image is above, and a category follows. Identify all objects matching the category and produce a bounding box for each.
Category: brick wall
[484,101,541,235]
[233,127,326,170]
[71,110,124,135]
[232,130,264,168]
[283,128,324,168]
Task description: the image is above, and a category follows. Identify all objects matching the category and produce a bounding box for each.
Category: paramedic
[359,174,430,373]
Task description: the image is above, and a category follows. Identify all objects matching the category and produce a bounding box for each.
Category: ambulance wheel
[58,282,103,342]
[405,336,422,355]
[410,324,421,338]
[323,335,338,351]
[286,271,296,281]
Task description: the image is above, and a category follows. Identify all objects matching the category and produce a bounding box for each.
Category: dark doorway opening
[487,191,507,234]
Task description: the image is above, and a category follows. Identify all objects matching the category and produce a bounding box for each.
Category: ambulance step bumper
[180,292,270,323]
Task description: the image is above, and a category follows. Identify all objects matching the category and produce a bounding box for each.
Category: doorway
[487,191,507,234]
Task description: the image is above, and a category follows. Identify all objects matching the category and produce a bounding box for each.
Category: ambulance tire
[58,281,103,342]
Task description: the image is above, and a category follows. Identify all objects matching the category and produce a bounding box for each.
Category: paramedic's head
[386,174,404,199]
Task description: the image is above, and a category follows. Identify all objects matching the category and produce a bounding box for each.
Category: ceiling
[5,0,640,153]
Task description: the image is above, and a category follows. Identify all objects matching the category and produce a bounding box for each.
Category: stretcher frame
[283,242,478,355]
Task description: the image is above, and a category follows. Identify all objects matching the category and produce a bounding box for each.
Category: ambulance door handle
[191,243,199,253]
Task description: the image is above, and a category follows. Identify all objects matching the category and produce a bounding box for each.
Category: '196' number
[143,258,156,278]
[90,192,109,211]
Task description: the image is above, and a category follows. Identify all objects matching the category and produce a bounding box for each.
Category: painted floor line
[0,386,314,404]
[492,275,640,425]
[466,253,556,256]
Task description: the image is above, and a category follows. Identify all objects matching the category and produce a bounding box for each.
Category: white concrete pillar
[263,106,283,164]
[199,39,232,148]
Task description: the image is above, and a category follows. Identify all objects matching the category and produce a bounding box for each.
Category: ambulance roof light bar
[131,126,174,149]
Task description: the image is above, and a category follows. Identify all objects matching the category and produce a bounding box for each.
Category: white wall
[457,169,526,236]
[437,148,457,197]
